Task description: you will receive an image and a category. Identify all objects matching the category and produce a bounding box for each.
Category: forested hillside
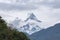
[0,16,30,40]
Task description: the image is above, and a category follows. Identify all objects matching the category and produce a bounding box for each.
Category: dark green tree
[0,16,30,40]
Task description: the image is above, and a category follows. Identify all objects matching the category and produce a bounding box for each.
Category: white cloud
[0,0,60,33]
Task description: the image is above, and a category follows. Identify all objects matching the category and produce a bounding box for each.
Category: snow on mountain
[25,13,41,22]
[9,13,42,35]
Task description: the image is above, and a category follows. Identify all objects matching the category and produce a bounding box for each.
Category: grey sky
[0,3,37,10]
[0,0,60,29]
[0,0,60,10]
[40,0,60,8]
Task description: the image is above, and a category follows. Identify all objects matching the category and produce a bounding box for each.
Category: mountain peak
[29,13,36,19]
[25,13,41,22]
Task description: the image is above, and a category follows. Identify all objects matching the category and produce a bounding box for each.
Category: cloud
[0,0,60,34]
[0,3,38,11]
[0,0,60,11]
[40,0,60,8]
[0,0,41,11]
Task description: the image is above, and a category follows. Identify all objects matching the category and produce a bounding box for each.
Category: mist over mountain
[9,13,42,35]
[28,23,60,40]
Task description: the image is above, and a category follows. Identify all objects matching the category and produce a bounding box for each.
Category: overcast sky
[0,0,60,29]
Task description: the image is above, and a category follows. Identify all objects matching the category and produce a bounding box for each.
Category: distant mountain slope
[29,23,60,40]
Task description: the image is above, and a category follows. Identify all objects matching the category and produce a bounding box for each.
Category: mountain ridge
[28,23,60,40]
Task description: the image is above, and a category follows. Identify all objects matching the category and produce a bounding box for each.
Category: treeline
[0,16,30,40]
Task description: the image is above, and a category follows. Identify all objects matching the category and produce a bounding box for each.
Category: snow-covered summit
[25,13,41,22]
[9,13,42,35]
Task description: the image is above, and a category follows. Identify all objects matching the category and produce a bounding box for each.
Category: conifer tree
[0,16,30,40]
